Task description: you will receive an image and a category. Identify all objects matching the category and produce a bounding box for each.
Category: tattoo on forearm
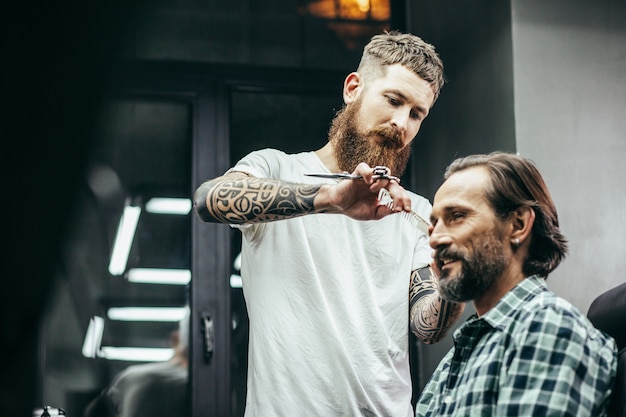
[197,174,321,224]
[409,266,463,344]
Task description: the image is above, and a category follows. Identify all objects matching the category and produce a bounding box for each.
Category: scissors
[305,166,400,183]
[304,169,431,235]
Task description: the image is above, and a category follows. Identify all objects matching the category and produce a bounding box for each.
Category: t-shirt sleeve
[227,148,286,179]
[410,195,433,270]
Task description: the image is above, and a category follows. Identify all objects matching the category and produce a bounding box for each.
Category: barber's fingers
[351,162,376,183]
[348,163,411,211]
[379,181,412,213]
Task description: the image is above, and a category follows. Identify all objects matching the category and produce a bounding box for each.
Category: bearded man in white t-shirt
[194,31,464,417]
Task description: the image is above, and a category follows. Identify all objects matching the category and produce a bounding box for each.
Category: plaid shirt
[415,276,617,417]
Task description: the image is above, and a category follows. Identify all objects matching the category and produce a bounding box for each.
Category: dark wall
[406,1,516,200]
[1,1,136,415]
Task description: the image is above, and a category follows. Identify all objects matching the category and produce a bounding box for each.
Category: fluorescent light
[230,274,242,288]
[145,197,192,215]
[98,346,174,362]
[107,306,188,322]
[127,268,191,285]
[233,252,242,271]
[82,316,105,358]
[108,205,141,275]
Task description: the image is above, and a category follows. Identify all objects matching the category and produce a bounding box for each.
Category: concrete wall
[512,0,626,313]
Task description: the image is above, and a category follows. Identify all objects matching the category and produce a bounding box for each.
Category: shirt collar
[480,275,547,330]
[459,275,548,334]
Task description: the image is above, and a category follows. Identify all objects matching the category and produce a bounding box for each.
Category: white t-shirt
[229,149,432,417]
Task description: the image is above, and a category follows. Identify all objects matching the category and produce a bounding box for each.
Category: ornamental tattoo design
[409,266,463,344]
[202,174,320,224]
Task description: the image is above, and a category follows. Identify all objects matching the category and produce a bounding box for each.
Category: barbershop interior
[3,0,625,416]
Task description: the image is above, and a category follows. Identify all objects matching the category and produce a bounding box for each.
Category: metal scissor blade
[304,172,363,180]
[305,170,400,182]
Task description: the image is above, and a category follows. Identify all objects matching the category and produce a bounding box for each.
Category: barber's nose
[390,109,409,133]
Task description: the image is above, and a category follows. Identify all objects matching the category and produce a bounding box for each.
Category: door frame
[111,61,345,415]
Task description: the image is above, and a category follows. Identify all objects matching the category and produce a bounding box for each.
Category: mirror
[39,97,191,417]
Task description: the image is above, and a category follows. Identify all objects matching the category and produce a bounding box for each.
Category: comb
[378,188,431,235]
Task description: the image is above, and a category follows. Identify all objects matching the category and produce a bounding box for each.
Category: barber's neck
[315,142,340,173]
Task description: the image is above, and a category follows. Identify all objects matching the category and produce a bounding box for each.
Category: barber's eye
[386,96,400,106]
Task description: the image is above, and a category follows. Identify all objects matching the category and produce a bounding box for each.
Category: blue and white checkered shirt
[415,275,618,416]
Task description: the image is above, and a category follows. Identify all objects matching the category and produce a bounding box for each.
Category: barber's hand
[321,163,412,221]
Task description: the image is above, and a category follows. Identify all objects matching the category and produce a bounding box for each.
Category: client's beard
[435,236,506,303]
[329,101,412,176]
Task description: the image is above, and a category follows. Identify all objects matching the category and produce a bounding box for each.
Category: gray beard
[437,237,507,303]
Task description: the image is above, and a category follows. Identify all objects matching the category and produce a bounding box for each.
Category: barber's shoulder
[231,148,292,177]
[238,148,289,163]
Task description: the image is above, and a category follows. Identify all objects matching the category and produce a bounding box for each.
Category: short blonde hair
[357,31,445,103]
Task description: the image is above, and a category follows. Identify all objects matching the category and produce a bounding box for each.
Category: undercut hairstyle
[444,152,568,278]
[357,30,445,103]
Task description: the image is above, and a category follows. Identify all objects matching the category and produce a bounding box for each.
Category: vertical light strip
[82,316,105,358]
[108,205,141,275]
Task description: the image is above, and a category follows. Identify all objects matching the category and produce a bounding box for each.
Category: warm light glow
[356,0,370,13]
[305,0,390,21]
[145,197,192,215]
[108,205,141,275]
[127,268,191,285]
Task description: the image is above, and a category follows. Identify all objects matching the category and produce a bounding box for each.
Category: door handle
[201,313,214,363]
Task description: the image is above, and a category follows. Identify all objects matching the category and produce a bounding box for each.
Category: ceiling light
[127,268,191,285]
[145,197,192,215]
[230,274,242,288]
[107,306,188,322]
[98,346,174,362]
[108,205,141,275]
[81,316,105,358]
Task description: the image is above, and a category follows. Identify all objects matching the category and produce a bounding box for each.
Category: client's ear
[510,205,535,247]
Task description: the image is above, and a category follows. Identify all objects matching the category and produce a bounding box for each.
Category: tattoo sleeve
[193,172,322,224]
[409,266,464,344]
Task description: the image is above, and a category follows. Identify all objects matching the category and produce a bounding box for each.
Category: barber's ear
[510,206,535,245]
[343,72,362,104]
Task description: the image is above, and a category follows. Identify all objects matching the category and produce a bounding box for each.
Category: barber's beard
[435,233,507,303]
[329,101,412,176]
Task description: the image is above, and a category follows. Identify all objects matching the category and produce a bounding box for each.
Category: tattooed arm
[409,266,464,344]
[193,167,411,224]
[193,171,321,224]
